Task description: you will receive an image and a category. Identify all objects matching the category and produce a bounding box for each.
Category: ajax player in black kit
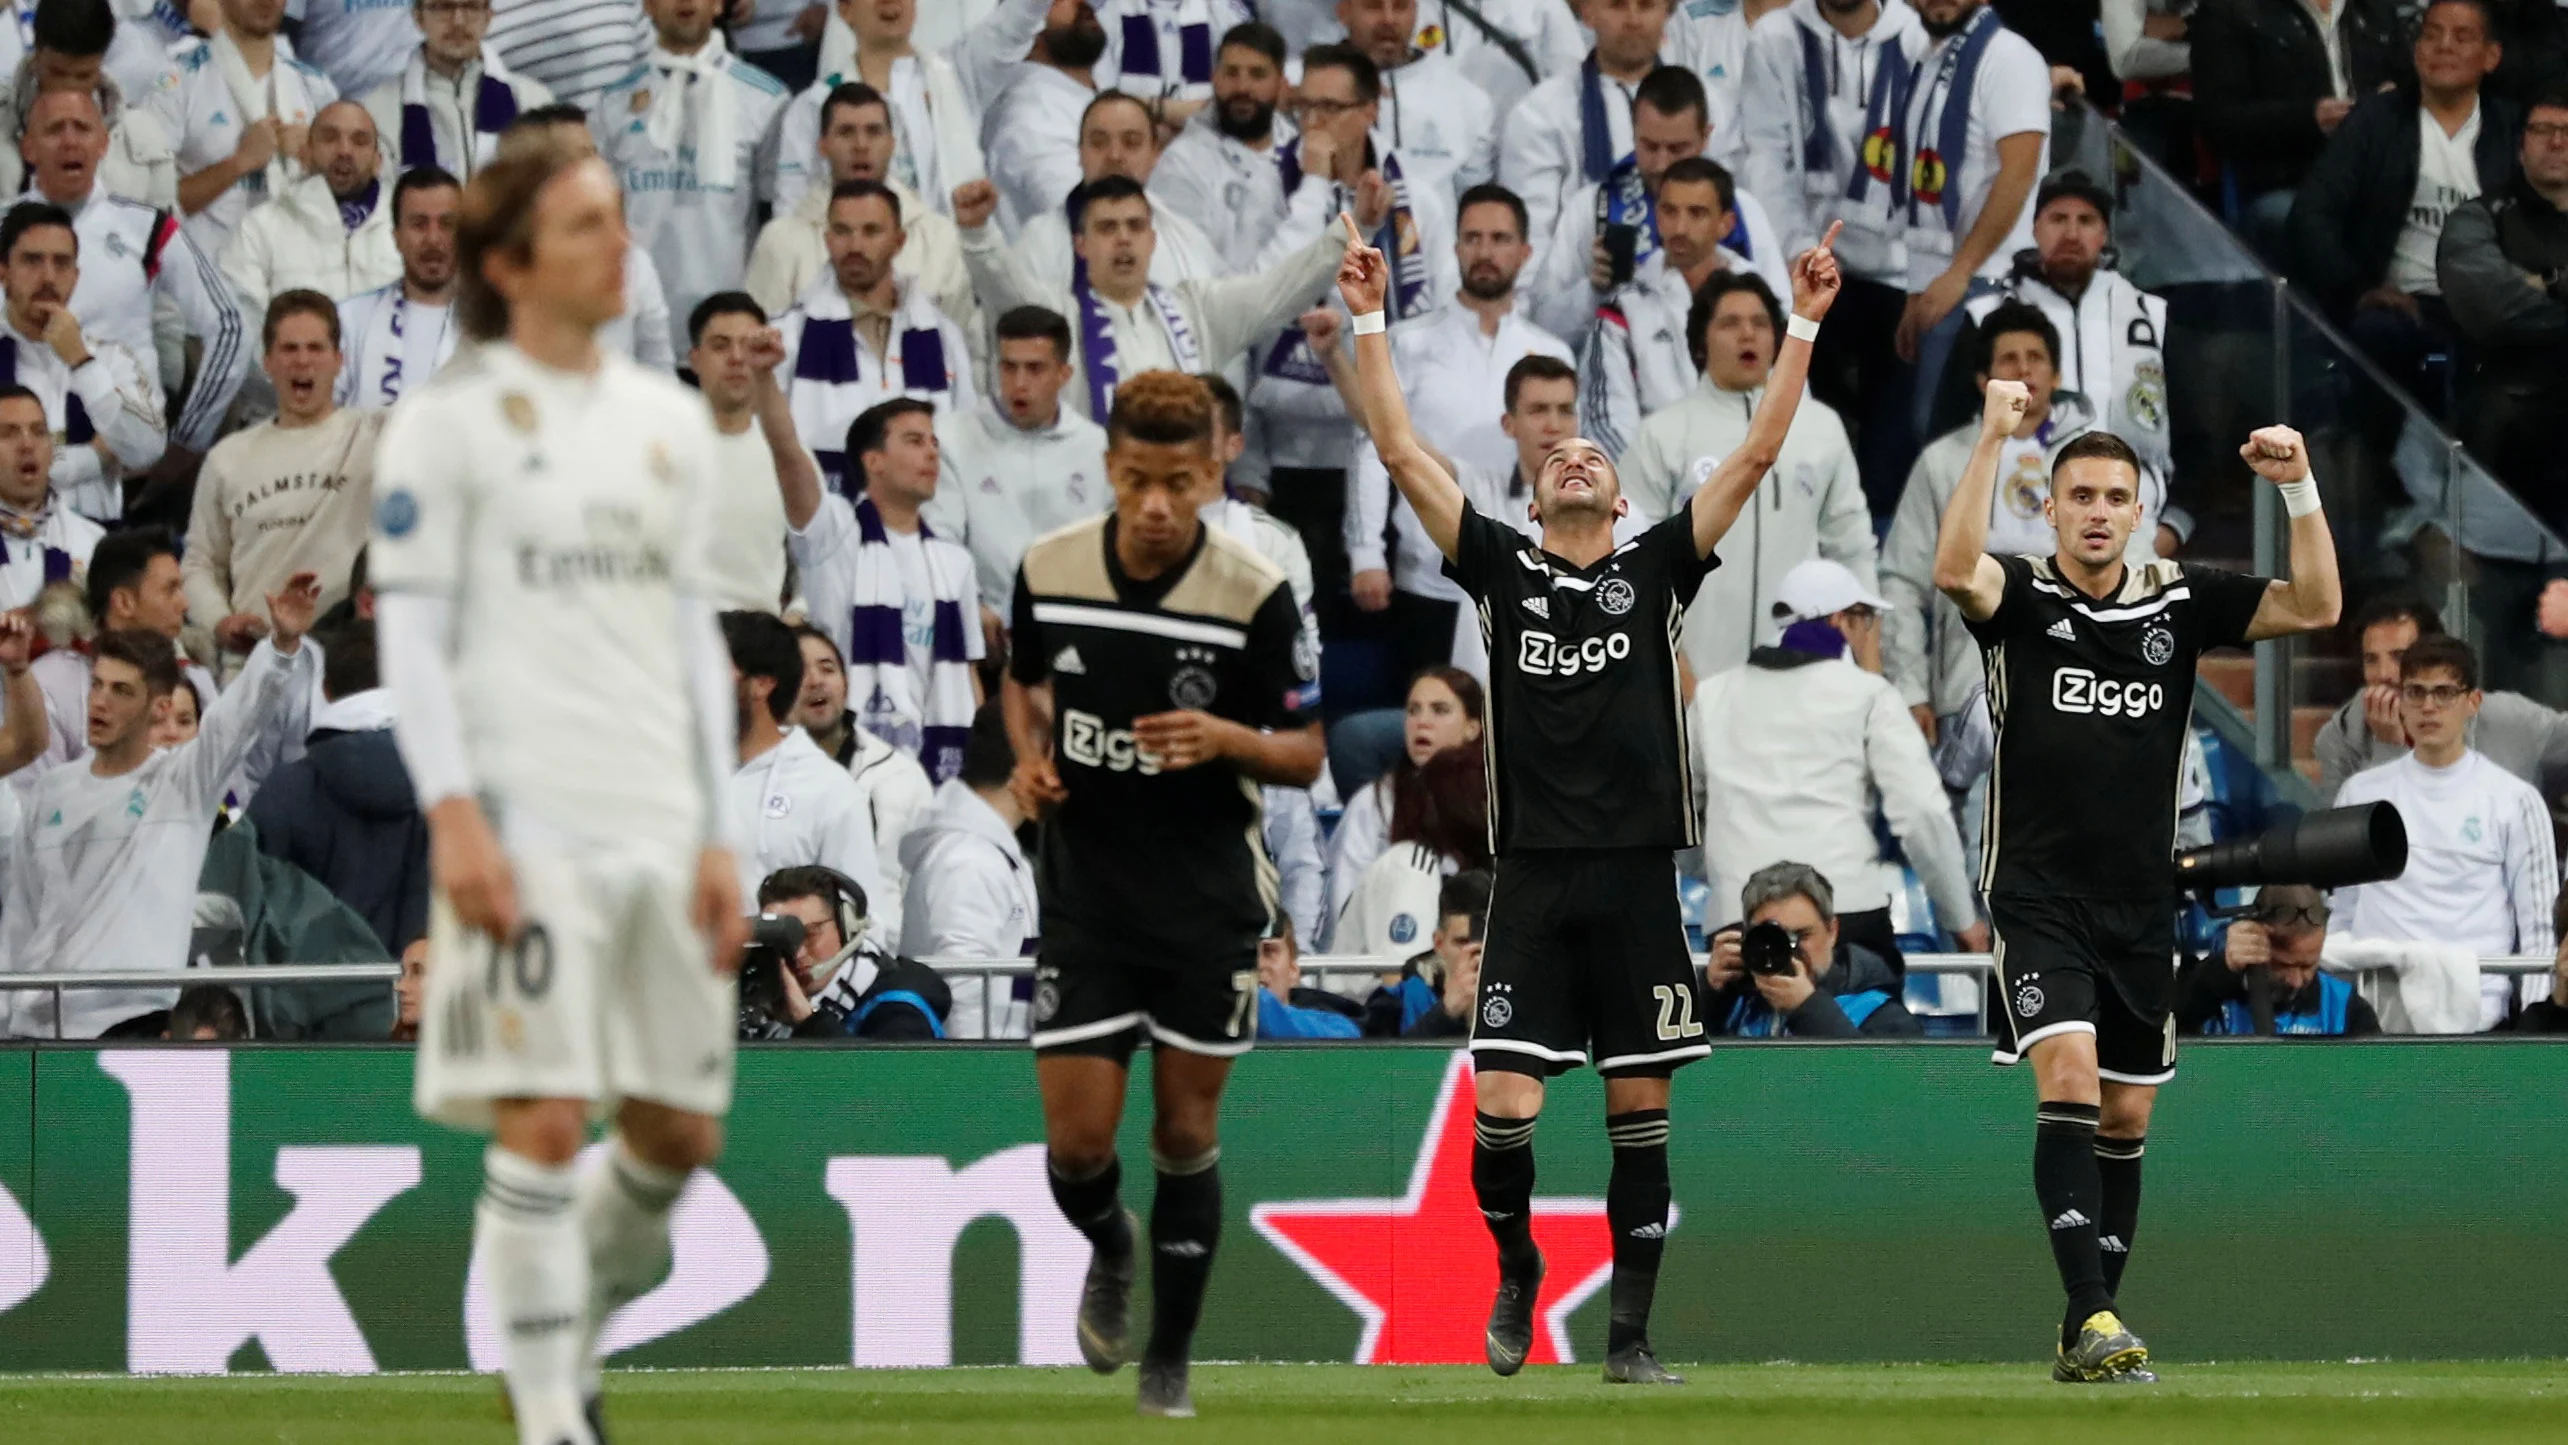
[1344,214,1845,1383]
[1933,381,2341,1381]
[1004,371,1324,1418]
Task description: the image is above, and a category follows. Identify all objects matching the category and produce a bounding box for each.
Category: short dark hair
[1079,89,1152,136]
[2401,632,2481,691]
[845,397,935,491]
[1107,371,1214,451]
[391,164,461,227]
[2425,0,2497,35]
[0,383,44,419]
[2530,85,2568,122]
[1072,172,1149,231]
[757,863,868,927]
[819,81,890,134]
[1633,64,1708,124]
[2034,168,2113,224]
[91,627,181,696]
[722,610,805,723]
[0,201,75,263]
[508,102,588,132]
[1687,271,1783,373]
[1299,42,1381,104]
[1195,371,1244,436]
[1456,182,1530,243]
[1657,156,1736,213]
[1502,353,1576,412]
[2050,430,2144,487]
[2353,593,2444,640]
[958,700,1014,789]
[31,0,116,59]
[263,288,341,351]
[994,304,1073,361]
[168,984,250,1040]
[1977,299,2060,374]
[792,620,843,668]
[687,289,765,348]
[1218,20,1287,66]
[1439,869,1493,933]
[86,525,177,623]
[320,617,378,701]
[827,177,902,226]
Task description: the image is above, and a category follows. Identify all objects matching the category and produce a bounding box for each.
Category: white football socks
[576,1134,688,1395]
[477,1145,593,1445]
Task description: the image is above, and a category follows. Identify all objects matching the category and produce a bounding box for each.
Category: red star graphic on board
[1251,1051,1666,1365]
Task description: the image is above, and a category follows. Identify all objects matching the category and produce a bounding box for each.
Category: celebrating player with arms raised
[1342,213,1843,1384]
[374,139,749,1445]
[1932,387,2341,1382]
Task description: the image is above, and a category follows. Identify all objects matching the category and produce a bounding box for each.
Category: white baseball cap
[1771,558,1892,624]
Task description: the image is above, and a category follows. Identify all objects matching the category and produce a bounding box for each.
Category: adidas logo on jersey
[1053,645,1086,675]
[2047,618,2077,642]
[2049,1209,2092,1231]
[1521,595,1550,619]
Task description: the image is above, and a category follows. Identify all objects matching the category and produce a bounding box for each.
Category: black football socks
[1604,1110,1672,1354]
[1145,1145,1223,1365]
[2035,1101,2114,1348]
[2095,1134,2146,1298]
[1047,1152,1133,1259]
[1472,1112,1540,1272]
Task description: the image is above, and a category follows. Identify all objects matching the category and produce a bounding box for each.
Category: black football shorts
[1028,931,1260,1063]
[1987,891,2180,1085]
[1472,848,1709,1078]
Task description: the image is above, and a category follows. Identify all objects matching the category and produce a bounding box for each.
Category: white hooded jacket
[219,169,401,320]
[1735,0,1921,283]
[897,779,1037,1037]
[924,400,1111,617]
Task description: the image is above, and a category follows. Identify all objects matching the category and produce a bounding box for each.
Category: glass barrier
[2052,101,2568,800]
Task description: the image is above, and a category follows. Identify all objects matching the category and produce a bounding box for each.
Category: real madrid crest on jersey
[2126,360,2167,432]
[2141,623,2174,666]
[501,393,537,433]
[648,440,674,485]
[2005,451,2048,519]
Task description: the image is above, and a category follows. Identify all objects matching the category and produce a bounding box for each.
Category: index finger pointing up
[1341,211,1364,246]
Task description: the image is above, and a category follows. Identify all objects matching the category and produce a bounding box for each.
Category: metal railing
[0,964,403,1041]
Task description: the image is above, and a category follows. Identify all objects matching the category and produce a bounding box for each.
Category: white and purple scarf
[1068,191,1202,419]
[788,278,958,490]
[1263,143,1426,383]
[843,497,978,784]
[1115,0,1215,93]
[397,48,524,174]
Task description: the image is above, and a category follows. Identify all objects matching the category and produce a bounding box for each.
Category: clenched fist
[952,178,999,231]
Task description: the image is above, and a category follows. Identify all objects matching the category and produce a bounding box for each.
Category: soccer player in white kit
[371,139,749,1445]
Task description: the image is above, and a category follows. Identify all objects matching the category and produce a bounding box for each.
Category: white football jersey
[369,342,724,852]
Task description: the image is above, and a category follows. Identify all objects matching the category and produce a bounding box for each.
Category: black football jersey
[1010,515,1318,959]
[1443,505,1715,854]
[1963,553,2269,900]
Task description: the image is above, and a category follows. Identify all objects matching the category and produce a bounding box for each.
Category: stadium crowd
[0,0,2562,1044]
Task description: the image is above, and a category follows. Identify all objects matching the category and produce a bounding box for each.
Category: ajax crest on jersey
[1596,577,1636,616]
[1291,627,1319,682]
[1481,993,1512,1029]
[2141,624,2174,666]
[1169,664,1219,709]
[2014,982,2045,1018]
[1033,973,1060,1023]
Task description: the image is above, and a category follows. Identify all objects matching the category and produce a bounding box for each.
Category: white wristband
[2278,477,2322,519]
[1786,314,1821,342]
[1351,310,1387,336]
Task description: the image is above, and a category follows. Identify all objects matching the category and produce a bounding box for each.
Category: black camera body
[736,913,809,1031]
[1739,920,1800,977]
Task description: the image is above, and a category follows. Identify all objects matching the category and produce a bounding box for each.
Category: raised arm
[1686,223,1842,559]
[1338,213,1467,561]
[0,614,44,777]
[1930,379,2028,621]
[748,325,824,530]
[2236,426,2345,641]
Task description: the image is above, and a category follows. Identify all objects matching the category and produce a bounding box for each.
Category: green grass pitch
[1,1362,2563,1444]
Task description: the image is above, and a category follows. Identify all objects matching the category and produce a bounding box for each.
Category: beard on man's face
[1214,94,1274,142]
[1044,12,1108,69]
[1461,261,1514,301]
[1918,1,1977,38]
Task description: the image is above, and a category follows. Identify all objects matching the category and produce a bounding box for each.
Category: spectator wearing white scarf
[359,0,553,181]
[772,0,1046,215]
[589,0,792,342]
[149,1,335,262]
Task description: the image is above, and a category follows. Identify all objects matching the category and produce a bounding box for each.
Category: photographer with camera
[738,864,950,1041]
[2176,885,2380,1037]
[1704,862,1922,1039]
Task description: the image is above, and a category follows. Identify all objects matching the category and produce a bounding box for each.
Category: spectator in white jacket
[0,385,102,610]
[1496,0,1673,274]
[219,100,400,319]
[1619,269,1875,680]
[0,200,164,524]
[2332,633,2559,1029]
[793,622,934,902]
[723,608,889,930]
[1007,88,1226,294]
[743,81,973,333]
[1660,0,1780,171]
[779,0,1049,216]
[979,0,1110,238]
[0,0,183,209]
[1149,20,1292,274]
[357,0,554,181]
[334,166,461,408]
[1689,557,1981,970]
[926,304,1110,623]
[151,0,338,263]
[495,103,676,369]
[1340,0,1497,206]
[898,702,1038,1038]
[1325,664,1483,945]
